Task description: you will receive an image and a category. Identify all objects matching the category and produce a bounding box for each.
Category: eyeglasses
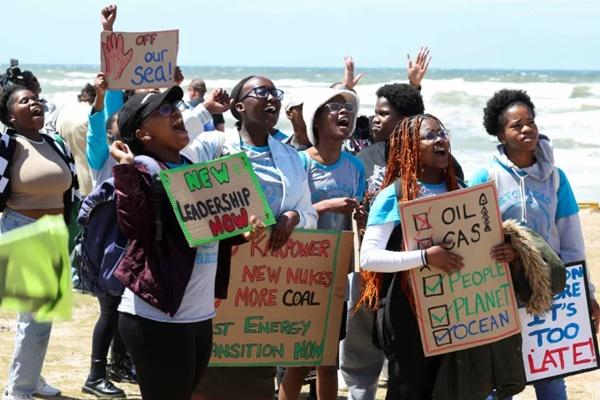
[420,129,449,141]
[154,102,180,118]
[241,87,284,101]
[323,102,355,113]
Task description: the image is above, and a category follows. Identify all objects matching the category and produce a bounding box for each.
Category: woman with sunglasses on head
[0,85,79,400]
[357,114,540,400]
[108,86,263,400]
[471,89,600,400]
[192,76,317,400]
[278,88,366,400]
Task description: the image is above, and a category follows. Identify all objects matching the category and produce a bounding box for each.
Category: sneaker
[82,378,126,399]
[34,377,61,397]
[107,358,136,384]
[2,390,34,400]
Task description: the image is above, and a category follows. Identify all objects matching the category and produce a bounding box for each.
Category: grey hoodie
[470,134,594,297]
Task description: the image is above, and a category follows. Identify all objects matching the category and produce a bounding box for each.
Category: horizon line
[1,63,600,73]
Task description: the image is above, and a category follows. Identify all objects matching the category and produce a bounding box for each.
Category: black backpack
[373,181,405,359]
[71,156,164,296]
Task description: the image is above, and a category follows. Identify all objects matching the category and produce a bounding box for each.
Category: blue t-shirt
[299,151,365,231]
[367,181,448,227]
[242,144,284,217]
[271,129,289,142]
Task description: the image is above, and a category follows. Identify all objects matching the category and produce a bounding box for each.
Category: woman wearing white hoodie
[470,89,600,400]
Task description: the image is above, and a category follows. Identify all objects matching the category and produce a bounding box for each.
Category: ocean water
[10,64,600,200]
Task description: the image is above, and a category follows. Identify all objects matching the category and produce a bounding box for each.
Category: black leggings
[91,295,127,361]
[119,312,213,400]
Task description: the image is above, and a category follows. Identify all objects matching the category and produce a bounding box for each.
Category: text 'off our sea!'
[100,30,178,90]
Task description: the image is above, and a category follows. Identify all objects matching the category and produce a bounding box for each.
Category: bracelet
[421,249,429,266]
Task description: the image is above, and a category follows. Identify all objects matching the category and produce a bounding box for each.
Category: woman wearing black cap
[192,76,317,400]
[109,86,263,400]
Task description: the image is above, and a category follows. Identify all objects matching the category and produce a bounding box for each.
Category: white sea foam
[39,77,95,88]
[36,67,600,200]
[64,71,98,79]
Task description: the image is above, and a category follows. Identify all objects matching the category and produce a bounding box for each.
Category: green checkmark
[429,305,451,325]
[424,274,443,296]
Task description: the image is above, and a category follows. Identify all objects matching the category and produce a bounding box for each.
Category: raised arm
[407,46,431,89]
[111,141,155,240]
[101,4,117,32]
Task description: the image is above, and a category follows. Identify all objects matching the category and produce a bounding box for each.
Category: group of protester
[1,4,599,400]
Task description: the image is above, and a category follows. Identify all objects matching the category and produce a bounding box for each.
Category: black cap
[118,86,183,141]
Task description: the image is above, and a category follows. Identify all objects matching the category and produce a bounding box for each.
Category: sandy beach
[1,208,600,400]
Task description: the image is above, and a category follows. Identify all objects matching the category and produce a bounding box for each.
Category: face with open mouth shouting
[8,89,45,132]
[420,117,451,170]
[138,102,189,153]
[314,95,354,143]
[237,76,282,130]
[499,103,539,154]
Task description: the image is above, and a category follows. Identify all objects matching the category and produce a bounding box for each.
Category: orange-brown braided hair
[357,114,459,310]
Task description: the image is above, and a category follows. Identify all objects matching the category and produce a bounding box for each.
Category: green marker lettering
[211,163,230,184]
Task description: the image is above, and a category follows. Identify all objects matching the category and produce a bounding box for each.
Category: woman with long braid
[358,114,530,400]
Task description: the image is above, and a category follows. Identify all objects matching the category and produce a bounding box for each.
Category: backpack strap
[553,166,560,193]
[44,132,81,224]
[77,178,116,225]
[134,155,166,242]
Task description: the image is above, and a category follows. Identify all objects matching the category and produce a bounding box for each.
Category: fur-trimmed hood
[503,219,566,315]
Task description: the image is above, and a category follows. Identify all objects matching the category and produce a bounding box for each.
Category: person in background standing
[183,78,226,132]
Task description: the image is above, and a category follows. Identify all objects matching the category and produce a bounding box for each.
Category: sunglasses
[155,102,181,117]
[141,102,181,128]
[241,87,284,101]
[323,102,355,113]
[420,129,450,141]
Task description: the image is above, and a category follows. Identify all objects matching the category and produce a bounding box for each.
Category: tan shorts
[196,366,276,400]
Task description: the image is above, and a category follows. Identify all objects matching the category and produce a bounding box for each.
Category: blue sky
[1,0,599,70]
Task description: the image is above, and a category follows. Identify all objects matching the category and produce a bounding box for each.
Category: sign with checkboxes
[399,182,521,356]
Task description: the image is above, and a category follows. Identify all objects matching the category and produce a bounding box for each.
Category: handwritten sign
[209,230,352,366]
[160,152,276,246]
[399,182,521,356]
[520,261,599,382]
[100,30,179,90]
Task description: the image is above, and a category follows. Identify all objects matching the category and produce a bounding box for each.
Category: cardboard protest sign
[160,152,276,246]
[209,229,352,366]
[399,182,521,356]
[520,261,599,382]
[100,30,178,90]
[0,215,72,321]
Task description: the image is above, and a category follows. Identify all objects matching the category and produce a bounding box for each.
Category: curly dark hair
[0,84,28,126]
[375,83,424,118]
[483,89,536,136]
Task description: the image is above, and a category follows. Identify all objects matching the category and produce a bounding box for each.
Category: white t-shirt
[118,242,218,323]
